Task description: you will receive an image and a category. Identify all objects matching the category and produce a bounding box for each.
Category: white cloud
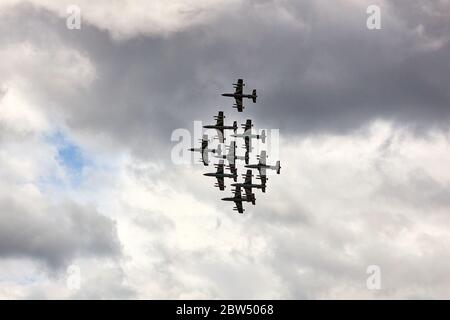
[0,41,96,93]
[0,22,122,298]
[0,87,49,133]
[47,120,450,299]
[3,102,450,298]
[0,0,242,39]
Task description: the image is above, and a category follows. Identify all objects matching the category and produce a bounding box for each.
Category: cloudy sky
[1,0,450,299]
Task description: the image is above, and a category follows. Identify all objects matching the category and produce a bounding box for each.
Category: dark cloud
[0,198,121,269]
[2,1,449,162]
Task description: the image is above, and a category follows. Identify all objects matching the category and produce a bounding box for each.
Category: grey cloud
[0,198,121,269]
[375,168,450,210]
[2,1,449,163]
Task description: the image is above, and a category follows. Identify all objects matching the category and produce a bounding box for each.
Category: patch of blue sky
[41,131,92,188]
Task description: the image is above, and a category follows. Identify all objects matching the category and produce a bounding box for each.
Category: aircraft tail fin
[276,161,281,174]
[262,185,266,193]
[252,89,257,103]
[233,121,238,133]
[251,194,256,205]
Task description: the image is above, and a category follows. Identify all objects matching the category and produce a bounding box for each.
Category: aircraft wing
[216,128,225,143]
[215,111,224,126]
[202,151,209,166]
[244,170,252,184]
[234,79,243,95]
[234,97,243,112]
[227,141,236,164]
[244,186,253,199]
[229,163,237,176]
[244,136,251,153]
[232,186,244,213]
[259,173,267,186]
[234,199,244,213]
[259,150,267,165]
[216,161,224,174]
[201,151,209,166]
[201,135,209,166]
[216,176,225,190]
[244,150,250,165]
[214,161,225,189]
[258,166,267,177]
[201,134,208,151]
[243,170,253,197]
[257,151,267,175]
[214,112,225,142]
[234,185,242,197]
[243,119,252,132]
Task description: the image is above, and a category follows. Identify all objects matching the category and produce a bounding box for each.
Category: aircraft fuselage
[203,125,235,130]
[231,183,264,189]
[232,133,259,139]
[245,164,270,170]
[204,173,236,179]
[221,93,255,99]
[221,196,252,202]
[189,148,213,153]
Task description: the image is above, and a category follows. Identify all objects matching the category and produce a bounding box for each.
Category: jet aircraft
[203,111,237,143]
[231,169,266,194]
[188,134,217,166]
[231,119,266,153]
[245,150,281,176]
[221,79,257,112]
[221,185,256,213]
[203,160,237,190]
[215,141,249,165]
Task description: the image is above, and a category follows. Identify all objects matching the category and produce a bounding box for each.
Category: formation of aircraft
[189,79,281,213]
[221,78,257,112]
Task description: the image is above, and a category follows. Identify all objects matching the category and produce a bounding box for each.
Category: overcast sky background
[1,0,450,299]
